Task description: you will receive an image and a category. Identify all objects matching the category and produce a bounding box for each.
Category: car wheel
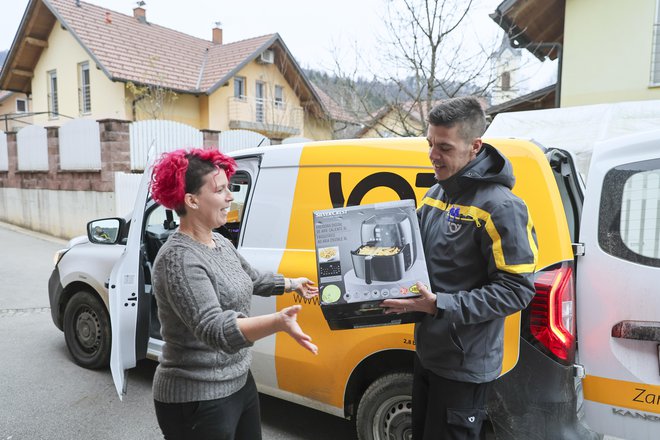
[356,372,413,440]
[63,291,111,369]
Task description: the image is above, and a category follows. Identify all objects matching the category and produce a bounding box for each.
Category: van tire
[356,372,413,440]
[63,291,111,369]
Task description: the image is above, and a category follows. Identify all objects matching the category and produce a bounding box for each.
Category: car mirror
[87,218,124,245]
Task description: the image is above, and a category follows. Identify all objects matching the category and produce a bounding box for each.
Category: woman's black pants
[154,372,261,440]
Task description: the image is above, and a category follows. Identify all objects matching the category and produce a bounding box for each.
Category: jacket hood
[438,143,515,197]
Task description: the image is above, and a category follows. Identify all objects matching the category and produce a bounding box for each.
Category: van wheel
[63,291,111,369]
[356,373,413,440]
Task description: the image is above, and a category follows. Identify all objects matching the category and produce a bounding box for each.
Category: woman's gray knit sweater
[151,231,284,403]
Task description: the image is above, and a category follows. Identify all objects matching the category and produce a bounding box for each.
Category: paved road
[0,222,356,440]
[1,222,622,440]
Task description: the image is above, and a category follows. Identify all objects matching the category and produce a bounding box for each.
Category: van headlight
[53,248,69,266]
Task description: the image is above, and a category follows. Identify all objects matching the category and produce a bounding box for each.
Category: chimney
[133,6,146,23]
[212,26,223,45]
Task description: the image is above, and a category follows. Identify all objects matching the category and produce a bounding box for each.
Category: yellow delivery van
[49,135,660,440]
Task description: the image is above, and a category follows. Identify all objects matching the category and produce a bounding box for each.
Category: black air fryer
[350,214,415,284]
[314,200,429,330]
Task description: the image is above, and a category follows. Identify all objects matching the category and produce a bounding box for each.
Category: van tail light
[528,262,576,364]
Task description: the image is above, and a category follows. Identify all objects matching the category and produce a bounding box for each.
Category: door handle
[611,320,660,342]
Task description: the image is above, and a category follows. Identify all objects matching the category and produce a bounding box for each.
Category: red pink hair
[150,148,237,211]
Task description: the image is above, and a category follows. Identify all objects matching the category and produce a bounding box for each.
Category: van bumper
[48,267,64,331]
[488,339,600,440]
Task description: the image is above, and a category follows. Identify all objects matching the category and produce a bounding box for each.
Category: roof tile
[47,0,276,93]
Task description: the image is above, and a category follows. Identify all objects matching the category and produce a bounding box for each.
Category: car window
[217,171,251,247]
[146,203,179,230]
[143,204,179,264]
[598,157,660,267]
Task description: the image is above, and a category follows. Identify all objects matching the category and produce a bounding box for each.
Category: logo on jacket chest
[447,207,463,234]
[445,206,482,234]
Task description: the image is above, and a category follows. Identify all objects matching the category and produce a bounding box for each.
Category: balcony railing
[227,96,303,137]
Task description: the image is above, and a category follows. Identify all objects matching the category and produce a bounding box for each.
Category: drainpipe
[530,42,563,108]
[132,94,147,120]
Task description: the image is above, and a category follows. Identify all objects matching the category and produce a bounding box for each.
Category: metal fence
[219,129,270,153]
[16,125,48,171]
[58,119,102,170]
[0,131,7,171]
[129,120,204,171]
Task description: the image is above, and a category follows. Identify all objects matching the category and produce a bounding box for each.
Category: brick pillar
[0,131,17,188]
[99,118,131,171]
[98,119,131,192]
[201,129,221,150]
[46,126,60,190]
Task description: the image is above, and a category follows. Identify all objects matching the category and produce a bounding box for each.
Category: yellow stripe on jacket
[421,196,538,274]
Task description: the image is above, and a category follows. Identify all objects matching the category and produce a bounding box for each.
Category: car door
[109,164,152,399]
[577,130,660,440]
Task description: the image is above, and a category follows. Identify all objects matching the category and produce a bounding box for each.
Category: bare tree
[126,80,179,121]
[125,56,179,121]
[331,0,502,137]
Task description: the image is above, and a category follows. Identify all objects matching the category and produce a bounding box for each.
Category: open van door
[577,130,660,439]
[109,164,152,399]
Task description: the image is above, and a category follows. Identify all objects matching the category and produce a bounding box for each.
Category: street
[0,222,356,440]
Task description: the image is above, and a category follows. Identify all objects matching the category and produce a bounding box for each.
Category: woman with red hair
[149,148,318,440]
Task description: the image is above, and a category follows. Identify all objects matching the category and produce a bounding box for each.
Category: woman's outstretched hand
[289,277,319,299]
[279,305,318,355]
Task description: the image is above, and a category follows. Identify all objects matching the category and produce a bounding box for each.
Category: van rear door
[576,130,660,440]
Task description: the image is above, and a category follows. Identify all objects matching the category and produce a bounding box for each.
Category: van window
[598,158,660,267]
[217,171,251,247]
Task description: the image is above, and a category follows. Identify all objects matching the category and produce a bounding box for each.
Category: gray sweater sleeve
[164,250,252,354]
[220,235,286,296]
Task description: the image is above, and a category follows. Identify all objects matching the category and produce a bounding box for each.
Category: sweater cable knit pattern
[151,231,284,403]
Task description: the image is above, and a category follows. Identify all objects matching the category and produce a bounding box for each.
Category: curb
[0,221,69,245]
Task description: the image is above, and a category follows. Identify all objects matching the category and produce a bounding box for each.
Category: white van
[48,135,660,440]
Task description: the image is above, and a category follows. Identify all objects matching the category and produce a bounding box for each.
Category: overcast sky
[0,0,555,89]
[1,0,503,69]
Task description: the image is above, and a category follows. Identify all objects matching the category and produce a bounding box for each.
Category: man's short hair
[427,96,486,143]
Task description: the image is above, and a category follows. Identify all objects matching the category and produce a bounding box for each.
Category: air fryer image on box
[313,199,430,330]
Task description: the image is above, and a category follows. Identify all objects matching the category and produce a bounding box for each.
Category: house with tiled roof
[356,101,437,138]
[0,90,31,132]
[311,84,363,138]
[489,0,660,108]
[0,0,334,141]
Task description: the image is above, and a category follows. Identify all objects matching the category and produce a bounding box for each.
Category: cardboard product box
[313,199,430,330]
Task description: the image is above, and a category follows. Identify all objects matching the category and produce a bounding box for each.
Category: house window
[47,70,59,118]
[234,77,246,99]
[652,0,660,85]
[16,99,27,113]
[79,62,92,114]
[255,81,265,123]
[274,85,284,109]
